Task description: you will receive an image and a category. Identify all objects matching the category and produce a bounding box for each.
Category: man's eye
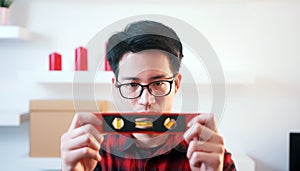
[129,83,139,87]
[153,82,164,86]
[123,83,139,89]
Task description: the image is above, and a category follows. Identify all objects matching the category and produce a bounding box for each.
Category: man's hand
[184,113,225,171]
[61,112,104,171]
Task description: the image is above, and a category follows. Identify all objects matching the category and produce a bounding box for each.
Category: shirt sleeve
[93,163,102,171]
[223,150,237,171]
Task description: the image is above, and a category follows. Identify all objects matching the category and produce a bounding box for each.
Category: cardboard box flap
[30,100,108,112]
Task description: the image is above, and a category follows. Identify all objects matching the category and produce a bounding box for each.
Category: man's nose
[137,87,155,105]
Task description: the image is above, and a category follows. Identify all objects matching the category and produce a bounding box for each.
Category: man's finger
[67,124,104,144]
[187,113,217,131]
[184,123,223,144]
[62,133,102,152]
[69,112,102,131]
[66,147,101,165]
[189,151,222,169]
[186,140,224,159]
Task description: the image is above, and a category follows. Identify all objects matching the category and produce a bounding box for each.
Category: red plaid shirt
[94,134,236,171]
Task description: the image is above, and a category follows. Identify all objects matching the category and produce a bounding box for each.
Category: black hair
[106,20,184,78]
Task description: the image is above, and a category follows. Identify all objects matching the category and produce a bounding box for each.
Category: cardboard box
[29,100,108,157]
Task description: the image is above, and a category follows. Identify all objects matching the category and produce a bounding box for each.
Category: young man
[61,20,236,171]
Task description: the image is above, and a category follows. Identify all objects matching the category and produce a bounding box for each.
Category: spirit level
[94,112,199,134]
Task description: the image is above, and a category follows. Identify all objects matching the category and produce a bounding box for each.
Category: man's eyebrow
[120,75,171,81]
[120,77,140,81]
[149,75,171,80]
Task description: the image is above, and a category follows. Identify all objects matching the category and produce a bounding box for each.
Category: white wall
[0,0,300,170]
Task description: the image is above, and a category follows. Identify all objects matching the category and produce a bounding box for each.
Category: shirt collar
[118,133,136,151]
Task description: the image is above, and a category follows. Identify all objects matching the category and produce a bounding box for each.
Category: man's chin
[132,133,170,141]
[135,110,161,113]
[132,133,160,138]
[132,133,170,148]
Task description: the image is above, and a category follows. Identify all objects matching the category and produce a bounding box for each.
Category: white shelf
[180,70,255,85]
[0,25,30,40]
[224,71,255,84]
[19,71,114,84]
[0,110,29,126]
[18,70,255,85]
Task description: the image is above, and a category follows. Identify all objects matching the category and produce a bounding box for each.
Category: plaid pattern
[94,134,236,171]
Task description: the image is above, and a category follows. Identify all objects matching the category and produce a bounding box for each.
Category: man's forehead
[119,50,169,64]
[117,50,173,80]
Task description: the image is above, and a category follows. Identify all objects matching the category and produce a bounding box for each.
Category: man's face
[113,49,181,113]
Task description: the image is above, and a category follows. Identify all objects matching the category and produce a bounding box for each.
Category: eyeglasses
[116,76,175,99]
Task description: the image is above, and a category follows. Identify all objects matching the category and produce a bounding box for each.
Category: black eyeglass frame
[116,76,176,99]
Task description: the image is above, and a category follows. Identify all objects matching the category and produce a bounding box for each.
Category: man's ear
[174,73,182,94]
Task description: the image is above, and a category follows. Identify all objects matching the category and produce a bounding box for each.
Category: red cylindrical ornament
[49,52,62,71]
[75,46,88,71]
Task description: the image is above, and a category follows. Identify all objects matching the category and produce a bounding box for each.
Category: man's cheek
[129,100,136,108]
